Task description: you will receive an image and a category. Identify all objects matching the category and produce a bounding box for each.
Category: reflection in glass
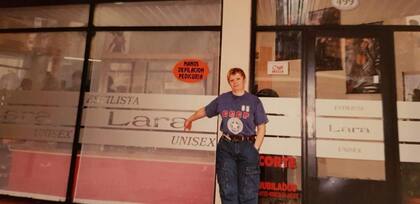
[0,5,88,28]
[255,32,301,97]
[75,30,221,203]
[276,31,301,61]
[95,0,221,26]
[255,31,302,203]
[315,37,342,71]
[257,0,420,26]
[315,36,385,181]
[345,38,381,94]
[0,33,86,92]
[89,32,220,95]
[403,73,420,101]
[394,32,420,204]
[0,32,86,201]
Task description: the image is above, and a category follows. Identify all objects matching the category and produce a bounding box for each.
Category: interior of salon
[0,0,419,204]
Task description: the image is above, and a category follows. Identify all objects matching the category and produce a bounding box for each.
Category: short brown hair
[227,67,246,82]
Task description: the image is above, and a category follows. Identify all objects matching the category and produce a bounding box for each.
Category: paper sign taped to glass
[267,61,289,75]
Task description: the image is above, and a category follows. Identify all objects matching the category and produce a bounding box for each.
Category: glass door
[253,31,303,204]
[394,31,420,204]
[304,30,399,204]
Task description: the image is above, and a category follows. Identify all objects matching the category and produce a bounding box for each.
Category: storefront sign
[259,190,300,200]
[260,155,296,169]
[83,108,216,132]
[259,182,297,193]
[259,154,300,201]
[316,117,383,141]
[84,92,215,110]
[80,128,216,151]
[172,59,209,83]
[316,99,382,118]
[0,124,74,142]
[0,105,76,126]
[331,0,359,10]
[316,140,384,160]
[81,93,218,151]
[267,61,289,75]
[85,94,140,106]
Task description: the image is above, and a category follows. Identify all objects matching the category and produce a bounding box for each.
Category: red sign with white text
[259,154,301,201]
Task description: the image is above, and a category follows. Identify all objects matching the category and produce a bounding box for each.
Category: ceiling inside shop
[0,0,221,28]
[0,5,89,27]
[257,0,420,25]
[0,0,221,54]
[0,0,419,54]
[0,0,419,28]
[94,0,221,26]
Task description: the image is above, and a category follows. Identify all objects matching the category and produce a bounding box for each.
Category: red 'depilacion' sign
[173,59,209,83]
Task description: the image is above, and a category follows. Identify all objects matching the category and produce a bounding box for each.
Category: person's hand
[184,119,192,131]
[254,144,260,152]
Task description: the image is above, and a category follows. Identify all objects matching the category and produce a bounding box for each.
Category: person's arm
[184,107,206,131]
[254,123,266,151]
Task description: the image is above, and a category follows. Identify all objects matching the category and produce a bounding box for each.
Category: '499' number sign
[332,0,359,10]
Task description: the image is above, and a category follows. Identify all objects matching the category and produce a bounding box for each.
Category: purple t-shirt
[205,91,268,136]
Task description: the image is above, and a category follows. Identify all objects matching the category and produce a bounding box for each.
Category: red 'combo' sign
[173,59,209,83]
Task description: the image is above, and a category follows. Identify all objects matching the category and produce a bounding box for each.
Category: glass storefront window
[0,5,88,28]
[257,0,420,26]
[88,31,220,95]
[0,0,222,202]
[394,32,420,204]
[95,0,221,26]
[74,31,220,203]
[0,32,86,201]
[254,31,302,203]
[315,36,385,180]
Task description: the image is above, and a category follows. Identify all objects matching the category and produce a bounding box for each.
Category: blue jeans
[216,138,260,204]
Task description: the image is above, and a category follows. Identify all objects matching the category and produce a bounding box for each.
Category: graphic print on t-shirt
[224,104,250,135]
[227,117,243,134]
[205,91,268,136]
